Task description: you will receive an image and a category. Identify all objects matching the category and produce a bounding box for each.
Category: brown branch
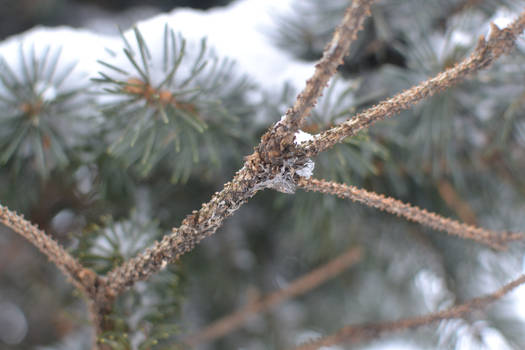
[103,0,377,298]
[104,164,262,297]
[0,203,97,296]
[281,0,375,132]
[0,205,110,349]
[437,179,478,225]
[301,11,525,156]
[293,274,525,350]
[298,178,525,249]
[183,247,363,347]
[34,3,521,347]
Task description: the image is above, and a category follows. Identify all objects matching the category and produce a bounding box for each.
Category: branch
[437,179,478,225]
[298,178,525,249]
[301,11,525,156]
[183,247,362,347]
[0,204,97,296]
[103,0,376,297]
[104,165,261,296]
[280,0,375,132]
[293,274,525,350]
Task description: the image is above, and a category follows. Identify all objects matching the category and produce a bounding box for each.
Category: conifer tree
[1,1,525,349]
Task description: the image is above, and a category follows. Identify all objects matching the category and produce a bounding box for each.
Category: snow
[490,8,517,31]
[294,129,315,179]
[34,80,58,101]
[296,159,314,178]
[155,0,314,91]
[0,0,313,97]
[450,30,473,47]
[0,27,118,86]
[487,8,525,47]
[294,129,314,145]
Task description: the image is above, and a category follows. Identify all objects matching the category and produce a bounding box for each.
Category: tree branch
[301,11,525,156]
[293,274,525,350]
[103,0,377,298]
[437,179,478,225]
[281,0,375,132]
[297,178,524,249]
[0,204,98,297]
[183,247,362,347]
[104,165,262,297]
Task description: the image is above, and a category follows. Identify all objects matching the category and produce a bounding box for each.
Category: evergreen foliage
[1,1,525,349]
[76,213,184,349]
[0,45,91,179]
[94,25,255,182]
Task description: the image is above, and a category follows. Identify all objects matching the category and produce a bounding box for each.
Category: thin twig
[0,205,105,348]
[301,11,525,156]
[293,274,525,350]
[437,179,478,225]
[281,0,375,132]
[183,247,362,347]
[0,204,97,296]
[298,178,525,249]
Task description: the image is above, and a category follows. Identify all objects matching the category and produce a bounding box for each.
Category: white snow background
[0,0,313,105]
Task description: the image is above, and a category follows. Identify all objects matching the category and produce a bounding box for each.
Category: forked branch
[281,0,375,132]
[104,0,376,297]
[0,204,98,297]
[298,178,524,249]
[184,247,362,347]
[301,11,525,156]
[293,274,525,350]
[2,2,524,349]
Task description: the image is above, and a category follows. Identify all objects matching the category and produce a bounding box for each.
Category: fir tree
[1,1,525,349]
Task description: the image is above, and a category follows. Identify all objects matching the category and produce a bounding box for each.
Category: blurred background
[1,0,525,349]
[0,0,233,40]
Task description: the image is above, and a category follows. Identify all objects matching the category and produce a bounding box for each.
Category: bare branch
[301,11,525,156]
[104,164,262,297]
[184,247,362,347]
[437,179,478,225]
[281,0,375,132]
[102,0,375,297]
[298,178,525,249]
[0,203,97,296]
[293,274,525,350]
[100,3,525,301]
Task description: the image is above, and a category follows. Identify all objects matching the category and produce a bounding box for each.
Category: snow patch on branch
[294,129,315,145]
[255,127,315,194]
[296,159,315,179]
[294,130,315,179]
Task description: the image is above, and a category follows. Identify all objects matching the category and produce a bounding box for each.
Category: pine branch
[280,0,375,132]
[0,204,98,296]
[292,274,525,350]
[104,164,261,296]
[183,246,362,347]
[0,205,108,347]
[4,3,520,347]
[98,0,525,312]
[101,0,375,298]
[297,178,524,249]
[301,11,525,156]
